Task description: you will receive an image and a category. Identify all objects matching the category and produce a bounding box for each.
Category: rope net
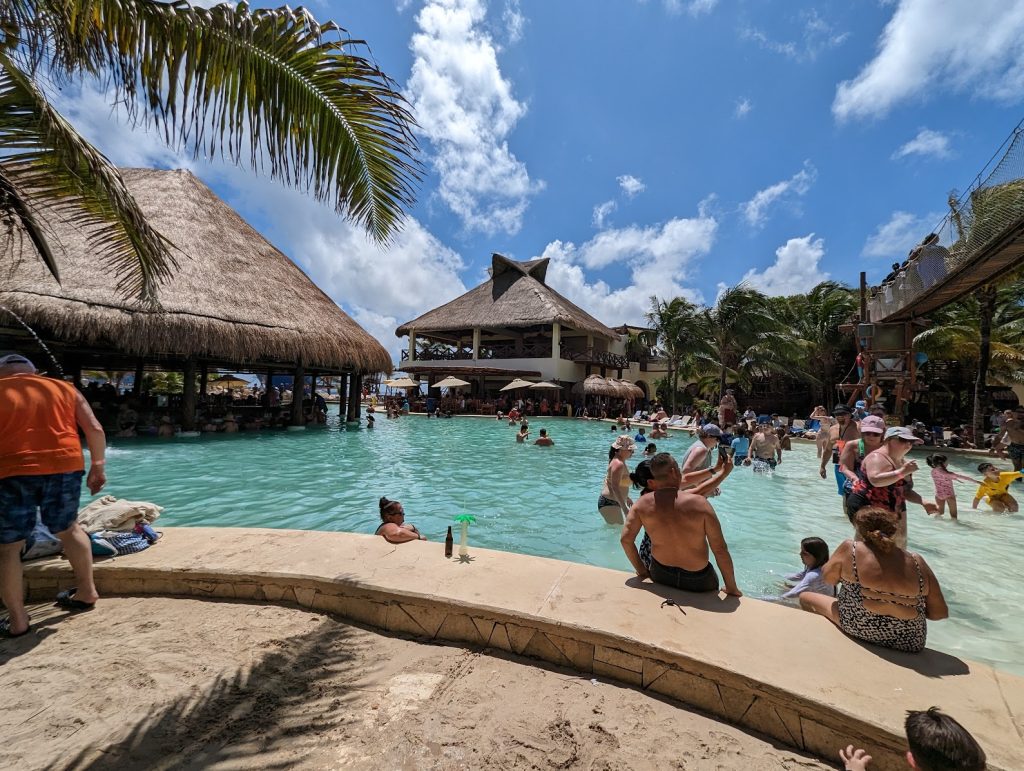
[867,123,1024,321]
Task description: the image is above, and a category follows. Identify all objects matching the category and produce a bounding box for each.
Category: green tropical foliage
[645,297,704,412]
[0,0,419,303]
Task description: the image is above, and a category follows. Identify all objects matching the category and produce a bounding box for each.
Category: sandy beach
[2,597,833,770]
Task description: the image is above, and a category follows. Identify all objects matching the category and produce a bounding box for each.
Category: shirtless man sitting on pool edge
[620,452,741,596]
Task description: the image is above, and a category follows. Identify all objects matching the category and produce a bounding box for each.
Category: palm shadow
[57,601,375,771]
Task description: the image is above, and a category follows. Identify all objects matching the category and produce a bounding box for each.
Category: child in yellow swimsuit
[973,463,1022,513]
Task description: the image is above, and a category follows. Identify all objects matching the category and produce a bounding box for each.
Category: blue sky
[57,0,1024,359]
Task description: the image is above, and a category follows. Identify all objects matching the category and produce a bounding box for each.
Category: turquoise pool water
[94,413,1023,674]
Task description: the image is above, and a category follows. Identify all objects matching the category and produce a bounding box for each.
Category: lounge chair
[789,419,806,435]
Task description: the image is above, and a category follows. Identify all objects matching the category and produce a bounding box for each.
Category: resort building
[0,168,389,428]
[395,253,667,401]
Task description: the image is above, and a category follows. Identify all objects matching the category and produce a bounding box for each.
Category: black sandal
[1,617,31,638]
[55,588,96,611]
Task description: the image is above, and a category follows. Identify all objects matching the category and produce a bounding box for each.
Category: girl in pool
[925,454,978,519]
[515,424,530,443]
[781,537,833,600]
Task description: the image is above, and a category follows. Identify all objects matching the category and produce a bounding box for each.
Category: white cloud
[592,200,616,228]
[407,0,542,235]
[617,174,646,198]
[741,235,830,296]
[834,0,1024,121]
[734,98,753,118]
[53,82,467,363]
[502,0,525,43]
[891,128,953,160]
[539,202,717,325]
[862,210,942,258]
[741,10,848,62]
[740,162,817,227]
[663,0,718,15]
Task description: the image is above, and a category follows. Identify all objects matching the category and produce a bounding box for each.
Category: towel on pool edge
[77,495,163,533]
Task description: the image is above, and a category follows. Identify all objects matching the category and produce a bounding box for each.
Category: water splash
[0,303,64,378]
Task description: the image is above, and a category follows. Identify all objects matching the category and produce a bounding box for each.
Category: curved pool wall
[22,528,1024,771]
[92,413,1024,675]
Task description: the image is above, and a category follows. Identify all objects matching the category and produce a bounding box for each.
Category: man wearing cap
[681,425,722,496]
[991,405,1024,474]
[819,405,861,495]
[0,354,107,637]
[852,400,868,421]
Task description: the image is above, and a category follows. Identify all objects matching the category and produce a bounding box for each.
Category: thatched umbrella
[574,374,620,397]
[0,168,391,374]
[500,378,535,391]
[432,376,471,389]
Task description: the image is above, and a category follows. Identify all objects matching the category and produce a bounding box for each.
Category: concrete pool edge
[21,527,1022,771]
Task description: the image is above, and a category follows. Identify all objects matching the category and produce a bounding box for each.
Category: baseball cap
[832,404,852,416]
[699,424,723,438]
[859,415,885,434]
[855,400,867,409]
[884,426,922,444]
[0,353,34,368]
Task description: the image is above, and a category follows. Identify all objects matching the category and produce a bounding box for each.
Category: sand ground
[1,597,834,770]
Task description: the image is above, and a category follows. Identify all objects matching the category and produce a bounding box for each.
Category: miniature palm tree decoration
[453,514,476,557]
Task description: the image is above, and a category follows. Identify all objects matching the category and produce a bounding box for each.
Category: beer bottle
[444,526,454,558]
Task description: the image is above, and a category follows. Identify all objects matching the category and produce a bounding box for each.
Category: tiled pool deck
[22,528,1022,770]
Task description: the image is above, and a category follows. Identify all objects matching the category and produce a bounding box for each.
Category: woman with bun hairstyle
[799,507,948,653]
[375,497,426,544]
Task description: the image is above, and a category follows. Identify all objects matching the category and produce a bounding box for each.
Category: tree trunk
[718,364,727,402]
[973,286,997,440]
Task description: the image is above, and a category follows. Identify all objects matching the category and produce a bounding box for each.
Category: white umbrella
[432,376,471,389]
[500,378,536,391]
[388,377,418,388]
[529,380,562,390]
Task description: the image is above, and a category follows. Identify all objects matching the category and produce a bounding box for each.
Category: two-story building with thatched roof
[395,254,667,401]
[0,168,389,427]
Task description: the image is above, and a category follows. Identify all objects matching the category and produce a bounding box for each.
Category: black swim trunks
[649,557,719,592]
[597,494,620,510]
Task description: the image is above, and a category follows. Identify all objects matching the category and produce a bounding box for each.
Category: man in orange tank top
[0,354,108,637]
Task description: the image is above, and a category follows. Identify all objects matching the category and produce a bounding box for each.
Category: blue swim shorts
[0,471,84,545]
[834,464,846,495]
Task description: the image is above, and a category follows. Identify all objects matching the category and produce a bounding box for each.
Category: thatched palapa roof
[0,168,390,373]
[395,253,619,340]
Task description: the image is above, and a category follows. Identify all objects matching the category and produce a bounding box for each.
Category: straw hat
[611,435,636,451]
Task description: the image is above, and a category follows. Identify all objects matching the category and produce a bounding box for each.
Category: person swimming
[375,497,426,543]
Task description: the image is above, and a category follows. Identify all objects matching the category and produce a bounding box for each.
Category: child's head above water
[926,454,948,470]
[977,462,998,477]
[799,537,830,570]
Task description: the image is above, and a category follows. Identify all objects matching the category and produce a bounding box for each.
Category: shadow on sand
[58,605,374,771]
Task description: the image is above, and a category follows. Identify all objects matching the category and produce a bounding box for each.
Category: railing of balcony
[559,344,630,370]
[400,343,553,361]
[400,348,473,361]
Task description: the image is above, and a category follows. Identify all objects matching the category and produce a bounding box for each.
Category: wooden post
[346,372,361,423]
[339,373,348,416]
[859,271,867,321]
[310,370,320,401]
[263,369,274,408]
[472,327,481,360]
[551,322,560,361]
[290,363,305,426]
[182,359,197,430]
[409,329,417,362]
[133,362,144,397]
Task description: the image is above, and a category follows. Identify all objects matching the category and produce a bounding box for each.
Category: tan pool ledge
[21,528,1022,770]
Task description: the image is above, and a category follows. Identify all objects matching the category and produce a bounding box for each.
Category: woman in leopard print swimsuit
[798,507,949,653]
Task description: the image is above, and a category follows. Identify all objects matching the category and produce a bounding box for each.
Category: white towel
[77,495,163,532]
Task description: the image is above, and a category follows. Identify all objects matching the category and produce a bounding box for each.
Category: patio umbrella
[529,381,562,390]
[388,377,419,388]
[432,376,471,389]
[210,374,250,390]
[500,378,536,391]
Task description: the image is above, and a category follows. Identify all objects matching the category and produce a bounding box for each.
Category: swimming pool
[94,413,1024,674]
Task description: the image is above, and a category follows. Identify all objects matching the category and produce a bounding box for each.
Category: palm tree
[646,296,706,413]
[0,0,419,303]
[695,284,799,399]
[913,277,1024,432]
[780,282,857,407]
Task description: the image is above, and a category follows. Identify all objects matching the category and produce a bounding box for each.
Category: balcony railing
[400,342,552,362]
[400,348,473,362]
[559,344,630,370]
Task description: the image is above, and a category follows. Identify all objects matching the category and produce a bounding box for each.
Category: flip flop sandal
[1,617,31,638]
[55,588,96,611]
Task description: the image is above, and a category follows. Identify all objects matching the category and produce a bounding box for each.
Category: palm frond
[47,0,420,243]
[0,52,174,301]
